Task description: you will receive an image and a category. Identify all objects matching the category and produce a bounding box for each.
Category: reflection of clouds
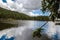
[15,27,33,40]
[0,26,33,40]
[56,25,60,39]
[0,21,60,40]
[46,22,56,38]
[0,28,16,38]
[0,20,34,40]
[45,22,60,40]
[17,20,34,28]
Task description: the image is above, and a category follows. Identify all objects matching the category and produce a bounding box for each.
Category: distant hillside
[33,16,50,21]
[0,7,31,20]
[0,7,50,21]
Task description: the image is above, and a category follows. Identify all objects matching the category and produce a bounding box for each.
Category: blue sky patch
[12,0,15,1]
[32,9,50,16]
[2,0,7,3]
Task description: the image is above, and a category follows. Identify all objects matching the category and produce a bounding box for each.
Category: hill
[0,7,50,30]
[0,7,50,21]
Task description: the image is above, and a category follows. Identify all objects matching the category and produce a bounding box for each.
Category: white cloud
[0,0,8,9]
[0,0,42,16]
[16,0,42,10]
[29,12,39,16]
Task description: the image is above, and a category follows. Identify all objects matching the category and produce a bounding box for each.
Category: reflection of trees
[33,0,60,39]
[0,22,17,30]
[33,34,52,40]
[33,21,48,38]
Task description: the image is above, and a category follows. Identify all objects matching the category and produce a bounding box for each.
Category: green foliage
[0,7,50,21]
[42,0,60,21]
[0,7,50,30]
[42,0,59,13]
[0,7,30,20]
[33,28,44,38]
[33,16,50,21]
[50,13,56,21]
[33,22,48,38]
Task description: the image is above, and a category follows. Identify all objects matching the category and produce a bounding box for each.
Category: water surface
[0,20,60,40]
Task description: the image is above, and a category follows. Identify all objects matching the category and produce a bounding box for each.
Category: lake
[0,20,60,40]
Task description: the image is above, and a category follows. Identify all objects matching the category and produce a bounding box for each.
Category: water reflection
[0,34,14,40]
[0,20,60,40]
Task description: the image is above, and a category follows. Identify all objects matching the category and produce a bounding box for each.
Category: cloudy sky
[0,0,50,16]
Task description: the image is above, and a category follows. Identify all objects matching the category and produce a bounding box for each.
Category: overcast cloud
[0,0,42,16]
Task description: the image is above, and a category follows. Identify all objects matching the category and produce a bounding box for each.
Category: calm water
[0,20,60,40]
